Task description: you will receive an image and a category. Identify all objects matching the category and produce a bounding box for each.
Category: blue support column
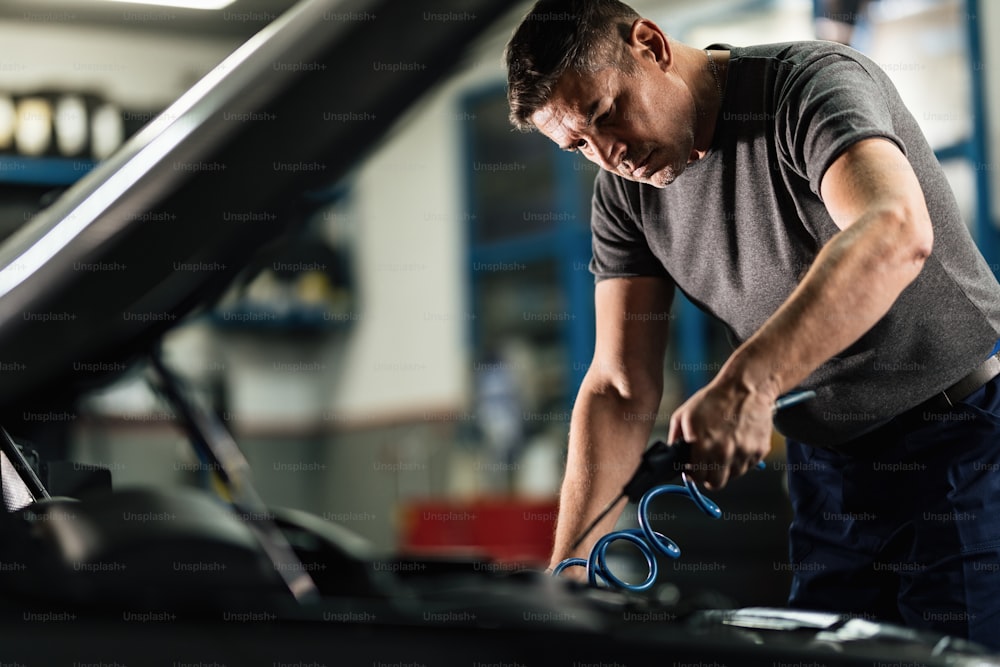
[554,150,595,405]
[676,294,709,397]
[965,0,998,277]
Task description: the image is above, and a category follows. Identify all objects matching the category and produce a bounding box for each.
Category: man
[504,0,1000,648]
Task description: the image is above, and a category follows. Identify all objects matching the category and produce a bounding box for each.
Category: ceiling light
[102,0,236,10]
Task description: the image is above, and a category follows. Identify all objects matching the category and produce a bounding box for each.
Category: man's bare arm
[669,137,934,488]
[549,276,673,571]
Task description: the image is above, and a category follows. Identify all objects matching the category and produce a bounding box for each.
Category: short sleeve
[588,171,670,283]
[775,49,907,197]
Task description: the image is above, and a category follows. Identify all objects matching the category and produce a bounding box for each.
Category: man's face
[529,48,699,188]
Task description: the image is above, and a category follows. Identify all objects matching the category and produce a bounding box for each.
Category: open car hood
[0,0,513,411]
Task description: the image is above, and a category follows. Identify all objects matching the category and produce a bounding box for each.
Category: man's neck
[686,44,729,156]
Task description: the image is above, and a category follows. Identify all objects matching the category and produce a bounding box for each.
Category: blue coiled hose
[552,472,722,591]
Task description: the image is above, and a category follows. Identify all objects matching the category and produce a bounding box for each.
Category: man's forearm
[548,376,662,569]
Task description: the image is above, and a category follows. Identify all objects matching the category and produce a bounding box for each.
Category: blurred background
[0,0,997,608]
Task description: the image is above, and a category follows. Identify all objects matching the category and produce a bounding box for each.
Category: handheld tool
[568,389,816,551]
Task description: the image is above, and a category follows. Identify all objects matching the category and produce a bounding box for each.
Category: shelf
[0,155,97,186]
[209,303,357,332]
[469,230,565,266]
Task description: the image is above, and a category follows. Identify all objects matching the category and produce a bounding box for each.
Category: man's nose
[590,134,625,171]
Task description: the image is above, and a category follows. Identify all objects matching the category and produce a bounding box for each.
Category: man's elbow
[908,210,934,264]
[582,363,663,408]
[884,200,933,269]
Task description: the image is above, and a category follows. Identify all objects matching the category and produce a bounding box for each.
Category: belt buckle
[941,390,954,408]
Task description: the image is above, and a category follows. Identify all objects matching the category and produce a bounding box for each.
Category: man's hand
[667,377,777,489]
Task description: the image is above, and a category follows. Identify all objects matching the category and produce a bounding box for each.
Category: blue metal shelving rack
[462,84,596,409]
[958,0,998,273]
[0,156,97,186]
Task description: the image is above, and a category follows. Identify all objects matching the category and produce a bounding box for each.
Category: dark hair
[504,0,640,131]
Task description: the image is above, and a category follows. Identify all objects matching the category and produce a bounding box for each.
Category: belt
[917,351,1000,413]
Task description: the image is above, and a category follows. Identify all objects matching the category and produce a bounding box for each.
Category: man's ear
[628,18,671,71]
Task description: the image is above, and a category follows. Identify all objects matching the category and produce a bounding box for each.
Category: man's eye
[574,138,588,151]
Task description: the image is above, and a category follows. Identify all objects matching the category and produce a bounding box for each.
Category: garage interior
[0,0,998,662]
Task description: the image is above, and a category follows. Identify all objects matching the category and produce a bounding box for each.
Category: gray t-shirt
[589,41,1000,447]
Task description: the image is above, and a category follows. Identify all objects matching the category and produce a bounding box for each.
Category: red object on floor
[399,496,558,566]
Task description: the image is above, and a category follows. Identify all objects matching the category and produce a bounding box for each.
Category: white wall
[681,0,814,44]
[330,90,473,420]
[0,20,238,108]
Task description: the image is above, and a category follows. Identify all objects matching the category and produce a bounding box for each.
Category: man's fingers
[667,404,692,447]
[702,442,730,490]
[733,456,752,481]
[708,438,766,489]
[704,466,728,490]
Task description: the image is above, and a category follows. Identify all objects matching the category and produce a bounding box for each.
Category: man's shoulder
[729,40,875,70]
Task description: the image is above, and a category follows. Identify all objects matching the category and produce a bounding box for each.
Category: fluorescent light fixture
[102,0,236,10]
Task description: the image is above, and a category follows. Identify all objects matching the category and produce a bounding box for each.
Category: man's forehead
[531,71,604,139]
